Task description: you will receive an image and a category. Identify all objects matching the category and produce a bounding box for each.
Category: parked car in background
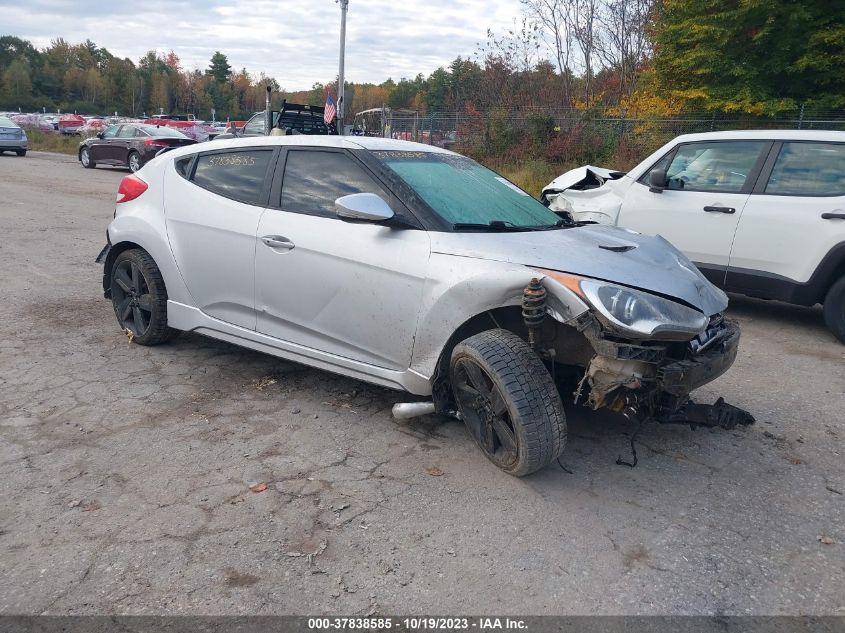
[0,116,27,156]
[542,130,845,342]
[79,123,196,172]
[95,136,752,477]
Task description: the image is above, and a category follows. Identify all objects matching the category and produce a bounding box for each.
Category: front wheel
[110,249,179,345]
[16,149,26,157]
[80,147,95,168]
[450,329,566,476]
[823,276,845,344]
[127,150,141,173]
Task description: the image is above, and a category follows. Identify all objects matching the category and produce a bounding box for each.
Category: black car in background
[78,123,196,172]
[213,102,334,140]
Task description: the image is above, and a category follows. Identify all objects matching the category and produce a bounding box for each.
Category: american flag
[324,94,337,125]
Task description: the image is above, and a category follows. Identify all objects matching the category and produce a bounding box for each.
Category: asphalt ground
[0,151,843,615]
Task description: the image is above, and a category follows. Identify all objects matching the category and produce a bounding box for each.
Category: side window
[243,114,265,136]
[664,141,766,193]
[765,142,845,196]
[280,150,390,218]
[637,151,673,185]
[175,155,194,179]
[116,126,137,139]
[101,125,119,139]
[191,150,273,205]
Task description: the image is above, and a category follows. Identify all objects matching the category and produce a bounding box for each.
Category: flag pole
[337,0,348,135]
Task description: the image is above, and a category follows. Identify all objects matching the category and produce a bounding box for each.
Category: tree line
[1,0,842,120]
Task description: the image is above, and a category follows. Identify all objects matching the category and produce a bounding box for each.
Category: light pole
[337,0,348,135]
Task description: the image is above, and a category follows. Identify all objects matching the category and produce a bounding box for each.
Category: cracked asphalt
[1,151,843,616]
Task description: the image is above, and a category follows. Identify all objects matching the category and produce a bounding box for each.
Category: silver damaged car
[96,136,753,476]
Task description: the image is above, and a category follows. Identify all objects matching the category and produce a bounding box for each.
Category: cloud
[0,0,523,88]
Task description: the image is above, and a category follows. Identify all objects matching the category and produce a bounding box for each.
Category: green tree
[651,0,845,112]
[207,51,232,83]
[1,58,33,107]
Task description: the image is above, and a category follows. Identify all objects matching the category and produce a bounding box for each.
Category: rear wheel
[128,150,141,173]
[450,329,566,476]
[110,249,179,346]
[823,276,845,344]
[16,149,26,157]
[80,147,95,168]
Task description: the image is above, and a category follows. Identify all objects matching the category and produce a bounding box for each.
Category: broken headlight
[579,279,708,340]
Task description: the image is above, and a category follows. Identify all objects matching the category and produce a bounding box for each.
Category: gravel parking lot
[1,151,843,616]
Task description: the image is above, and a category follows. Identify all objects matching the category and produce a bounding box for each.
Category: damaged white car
[96,136,752,477]
[542,130,845,343]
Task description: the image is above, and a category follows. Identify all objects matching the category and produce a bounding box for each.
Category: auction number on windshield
[207,154,257,167]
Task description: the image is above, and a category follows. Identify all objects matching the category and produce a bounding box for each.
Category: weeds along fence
[368,107,845,166]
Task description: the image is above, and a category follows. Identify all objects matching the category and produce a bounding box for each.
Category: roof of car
[0,116,20,128]
[194,134,455,155]
[672,129,845,143]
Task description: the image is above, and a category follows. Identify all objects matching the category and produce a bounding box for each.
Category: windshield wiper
[451,220,531,232]
[524,218,576,230]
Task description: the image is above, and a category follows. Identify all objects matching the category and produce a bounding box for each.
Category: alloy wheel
[111,259,153,338]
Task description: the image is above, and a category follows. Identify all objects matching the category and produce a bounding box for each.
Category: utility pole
[337,0,348,135]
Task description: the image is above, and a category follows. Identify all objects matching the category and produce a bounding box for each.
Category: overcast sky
[1,0,525,89]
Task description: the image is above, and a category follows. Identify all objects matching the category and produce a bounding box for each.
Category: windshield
[372,151,563,230]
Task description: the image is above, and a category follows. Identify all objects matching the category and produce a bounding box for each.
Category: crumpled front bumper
[657,319,740,396]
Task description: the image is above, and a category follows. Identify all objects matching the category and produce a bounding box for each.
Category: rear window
[139,124,189,138]
[191,150,273,205]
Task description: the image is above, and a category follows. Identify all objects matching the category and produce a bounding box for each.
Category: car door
[727,140,845,292]
[163,147,277,329]
[113,125,137,165]
[254,148,430,370]
[91,124,120,162]
[616,140,771,284]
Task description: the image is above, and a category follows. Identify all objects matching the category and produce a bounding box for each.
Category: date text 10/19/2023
[307,618,528,631]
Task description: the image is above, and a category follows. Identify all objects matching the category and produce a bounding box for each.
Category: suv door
[727,141,845,297]
[617,140,771,284]
[163,148,277,329]
[254,148,430,370]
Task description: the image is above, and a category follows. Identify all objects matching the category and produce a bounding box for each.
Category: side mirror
[648,168,667,193]
[96,132,104,139]
[335,193,395,223]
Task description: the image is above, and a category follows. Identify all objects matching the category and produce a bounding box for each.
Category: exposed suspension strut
[522,278,547,350]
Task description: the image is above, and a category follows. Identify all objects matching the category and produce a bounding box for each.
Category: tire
[823,275,845,344]
[80,147,95,168]
[450,329,566,476]
[16,149,26,157]
[110,248,179,346]
[128,150,141,173]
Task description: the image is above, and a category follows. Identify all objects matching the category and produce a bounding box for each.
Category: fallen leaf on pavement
[426,466,444,476]
[250,483,268,493]
[81,501,100,512]
[818,535,835,545]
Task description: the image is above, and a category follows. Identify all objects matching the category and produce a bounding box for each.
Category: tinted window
[765,142,845,196]
[139,124,188,138]
[665,141,766,193]
[101,125,119,139]
[280,150,390,218]
[191,150,273,205]
[116,125,137,139]
[175,155,194,179]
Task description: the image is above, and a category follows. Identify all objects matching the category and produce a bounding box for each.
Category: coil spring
[522,278,547,328]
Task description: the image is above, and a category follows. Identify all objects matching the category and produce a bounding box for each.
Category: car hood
[429,224,728,316]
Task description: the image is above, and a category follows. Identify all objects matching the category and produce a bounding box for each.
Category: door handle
[703,206,736,214]
[261,235,295,250]
[821,212,845,220]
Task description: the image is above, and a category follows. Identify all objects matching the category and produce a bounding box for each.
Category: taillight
[116,174,148,203]
[144,139,170,147]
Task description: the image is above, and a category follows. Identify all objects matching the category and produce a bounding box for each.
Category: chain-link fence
[356,107,845,159]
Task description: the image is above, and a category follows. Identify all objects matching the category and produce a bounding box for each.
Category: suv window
[191,150,273,205]
[280,150,390,218]
[664,141,766,193]
[101,125,119,139]
[765,142,845,196]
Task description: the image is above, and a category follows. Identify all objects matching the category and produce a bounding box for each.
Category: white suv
[542,130,845,342]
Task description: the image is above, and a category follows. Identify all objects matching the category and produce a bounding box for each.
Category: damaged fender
[541,165,627,225]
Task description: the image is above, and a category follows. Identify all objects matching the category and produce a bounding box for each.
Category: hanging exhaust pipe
[392,401,436,421]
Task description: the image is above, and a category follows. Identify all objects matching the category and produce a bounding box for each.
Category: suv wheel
[110,249,179,345]
[823,275,845,344]
[450,329,566,476]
